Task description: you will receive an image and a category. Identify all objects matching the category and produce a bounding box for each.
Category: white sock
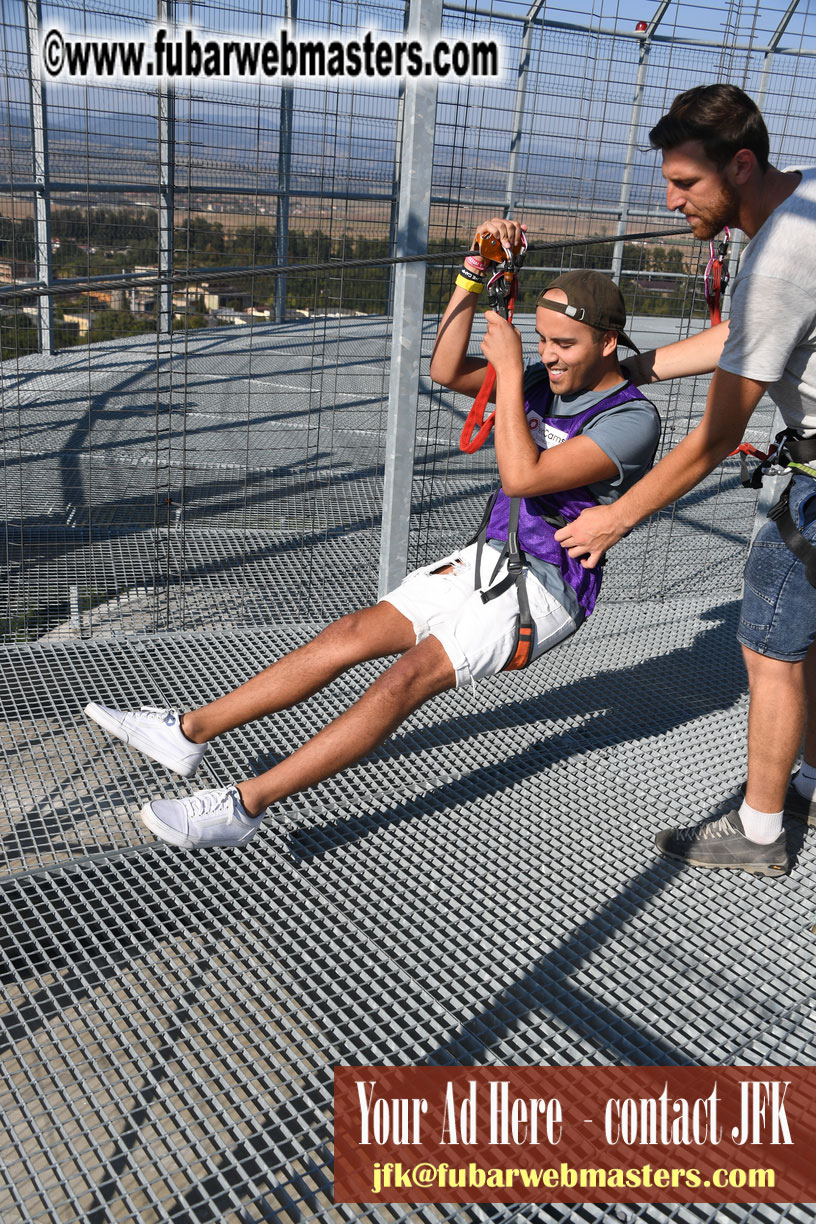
[794,761,816,800]
[739,799,783,844]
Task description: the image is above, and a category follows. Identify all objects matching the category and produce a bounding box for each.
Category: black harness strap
[767,477,816,589]
[473,495,568,672]
[477,497,534,670]
[747,430,816,589]
[470,482,577,671]
[468,487,500,597]
[785,432,816,465]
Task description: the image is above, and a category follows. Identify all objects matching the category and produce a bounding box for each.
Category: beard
[686,180,738,240]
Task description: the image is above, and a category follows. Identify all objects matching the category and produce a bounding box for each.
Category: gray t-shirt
[488,366,660,621]
[718,166,816,435]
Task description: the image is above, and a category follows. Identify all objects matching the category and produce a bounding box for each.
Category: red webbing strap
[458,283,517,454]
[729,442,772,460]
[459,367,498,454]
[727,440,776,489]
[704,228,730,328]
[707,259,724,326]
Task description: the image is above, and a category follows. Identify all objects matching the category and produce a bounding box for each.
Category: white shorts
[381,541,578,690]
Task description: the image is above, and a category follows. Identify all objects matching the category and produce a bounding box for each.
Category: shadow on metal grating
[1,594,815,1222]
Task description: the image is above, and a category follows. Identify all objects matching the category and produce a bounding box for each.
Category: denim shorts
[737,474,816,661]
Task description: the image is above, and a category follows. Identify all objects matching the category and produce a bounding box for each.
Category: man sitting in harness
[84,218,660,849]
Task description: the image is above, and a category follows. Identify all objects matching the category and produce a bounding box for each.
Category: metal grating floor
[2,320,813,1221]
[2,596,815,1222]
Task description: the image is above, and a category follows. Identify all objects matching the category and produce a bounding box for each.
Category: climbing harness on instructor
[711,225,816,590]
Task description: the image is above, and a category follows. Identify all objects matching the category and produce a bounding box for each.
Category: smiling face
[536,294,619,396]
[661,140,740,239]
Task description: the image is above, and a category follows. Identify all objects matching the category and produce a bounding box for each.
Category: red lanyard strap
[459,365,499,454]
[459,232,527,455]
[704,227,730,326]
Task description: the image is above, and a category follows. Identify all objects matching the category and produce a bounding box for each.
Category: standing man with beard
[555,83,816,876]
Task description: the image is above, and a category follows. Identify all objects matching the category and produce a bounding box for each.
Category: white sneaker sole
[85,702,202,779]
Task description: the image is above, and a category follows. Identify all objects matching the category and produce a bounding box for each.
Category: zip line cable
[0,226,686,301]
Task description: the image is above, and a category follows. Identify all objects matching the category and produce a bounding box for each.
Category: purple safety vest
[486,379,656,618]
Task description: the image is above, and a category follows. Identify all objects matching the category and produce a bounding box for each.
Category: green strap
[787,460,816,481]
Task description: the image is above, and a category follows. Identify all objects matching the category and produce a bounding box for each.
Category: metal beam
[24,0,53,355]
[275,0,297,323]
[760,0,801,84]
[610,0,672,284]
[504,0,547,221]
[727,0,802,291]
[748,0,802,545]
[0,225,683,303]
[386,4,409,318]
[443,2,813,57]
[157,0,175,335]
[0,184,681,221]
[0,181,397,201]
[378,0,442,598]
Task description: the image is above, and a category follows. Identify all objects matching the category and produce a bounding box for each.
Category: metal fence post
[157,0,174,335]
[610,0,671,284]
[746,0,801,542]
[504,0,546,221]
[725,1,801,295]
[378,0,442,598]
[25,0,53,355]
[275,0,297,323]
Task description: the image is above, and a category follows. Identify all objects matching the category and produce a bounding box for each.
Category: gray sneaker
[655,810,788,876]
[784,776,816,828]
[85,702,207,778]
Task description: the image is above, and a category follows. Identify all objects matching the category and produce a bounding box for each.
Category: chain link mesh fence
[3,0,815,641]
[3,4,816,1221]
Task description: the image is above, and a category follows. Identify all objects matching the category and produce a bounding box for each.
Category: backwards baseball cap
[536,269,639,352]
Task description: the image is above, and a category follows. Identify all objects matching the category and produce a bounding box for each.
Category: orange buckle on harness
[503,621,534,671]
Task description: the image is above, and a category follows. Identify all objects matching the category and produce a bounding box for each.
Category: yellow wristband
[456,273,484,294]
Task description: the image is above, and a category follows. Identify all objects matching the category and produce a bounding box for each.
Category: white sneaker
[85,702,208,778]
[140,786,260,848]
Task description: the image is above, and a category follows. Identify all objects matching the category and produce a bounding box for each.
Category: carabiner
[485,231,528,321]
